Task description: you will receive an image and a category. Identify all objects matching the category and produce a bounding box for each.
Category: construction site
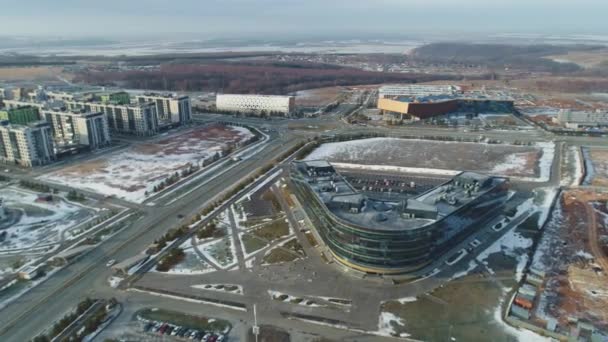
[505,189,608,340]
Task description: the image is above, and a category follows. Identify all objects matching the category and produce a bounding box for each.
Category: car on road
[105,259,116,267]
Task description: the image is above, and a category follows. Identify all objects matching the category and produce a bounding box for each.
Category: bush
[156,248,186,272]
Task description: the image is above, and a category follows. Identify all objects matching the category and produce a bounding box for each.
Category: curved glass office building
[290,160,510,274]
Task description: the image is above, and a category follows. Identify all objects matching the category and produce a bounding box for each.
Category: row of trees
[67,189,86,202]
[156,248,185,272]
[19,180,51,193]
[151,225,189,252]
[32,298,96,341]
[74,61,449,95]
[196,222,223,240]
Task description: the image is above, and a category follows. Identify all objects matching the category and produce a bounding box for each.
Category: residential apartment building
[2,100,47,111]
[43,110,111,149]
[0,106,41,125]
[0,121,56,167]
[135,93,192,126]
[46,91,75,102]
[216,94,295,115]
[65,101,158,136]
[98,91,130,105]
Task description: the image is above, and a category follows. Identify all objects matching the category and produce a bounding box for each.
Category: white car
[106,259,116,267]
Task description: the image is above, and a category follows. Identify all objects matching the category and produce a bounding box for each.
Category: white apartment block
[65,101,158,136]
[556,110,608,129]
[0,122,56,167]
[46,91,75,102]
[43,110,111,150]
[216,94,295,115]
[135,93,192,126]
[378,85,461,99]
[2,99,48,111]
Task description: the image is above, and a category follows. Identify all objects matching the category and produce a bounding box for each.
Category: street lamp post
[252,304,259,342]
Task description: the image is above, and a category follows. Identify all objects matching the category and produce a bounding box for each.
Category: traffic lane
[0,137,302,341]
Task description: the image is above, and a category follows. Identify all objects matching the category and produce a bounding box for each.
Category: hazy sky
[1,0,607,38]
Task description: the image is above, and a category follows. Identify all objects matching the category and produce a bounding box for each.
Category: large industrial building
[216,94,295,116]
[291,160,510,274]
[378,85,462,99]
[42,110,111,150]
[555,110,608,129]
[377,84,514,122]
[0,121,56,167]
[135,93,192,126]
[65,101,159,136]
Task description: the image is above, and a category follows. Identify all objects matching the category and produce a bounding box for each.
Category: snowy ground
[0,187,95,252]
[377,312,408,338]
[268,290,324,308]
[40,125,255,203]
[561,146,584,187]
[305,138,553,181]
[154,247,216,276]
[200,236,237,269]
[493,289,551,342]
[192,284,243,295]
[455,188,558,282]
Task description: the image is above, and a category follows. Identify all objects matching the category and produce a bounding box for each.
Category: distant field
[546,49,608,69]
[294,86,344,106]
[0,66,71,81]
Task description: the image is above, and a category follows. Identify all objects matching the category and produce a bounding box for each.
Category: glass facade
[291,168,510,274]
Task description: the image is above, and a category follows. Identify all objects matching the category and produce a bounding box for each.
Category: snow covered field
[0,187,94,252]
[305,138,553,180]
[40,124,255,203]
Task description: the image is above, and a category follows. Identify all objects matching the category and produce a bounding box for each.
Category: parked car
[105,259,116,267]
[165,326,174,335]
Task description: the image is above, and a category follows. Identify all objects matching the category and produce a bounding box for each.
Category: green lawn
[241,233,269,254]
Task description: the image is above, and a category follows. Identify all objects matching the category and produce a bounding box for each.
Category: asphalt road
[1,111,606,341]
[0,130,302,342]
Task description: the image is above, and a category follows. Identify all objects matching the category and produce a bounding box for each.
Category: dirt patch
[40,124,254,202]
[586,148,608,187]
[295,86,345,107]
[241,187,283,219]
[306,138,544,178]
[531,190,608,330]
[246,325,289,342]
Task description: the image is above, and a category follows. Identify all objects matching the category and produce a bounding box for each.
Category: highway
[0,127,303,342]
[1,109,607,341]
